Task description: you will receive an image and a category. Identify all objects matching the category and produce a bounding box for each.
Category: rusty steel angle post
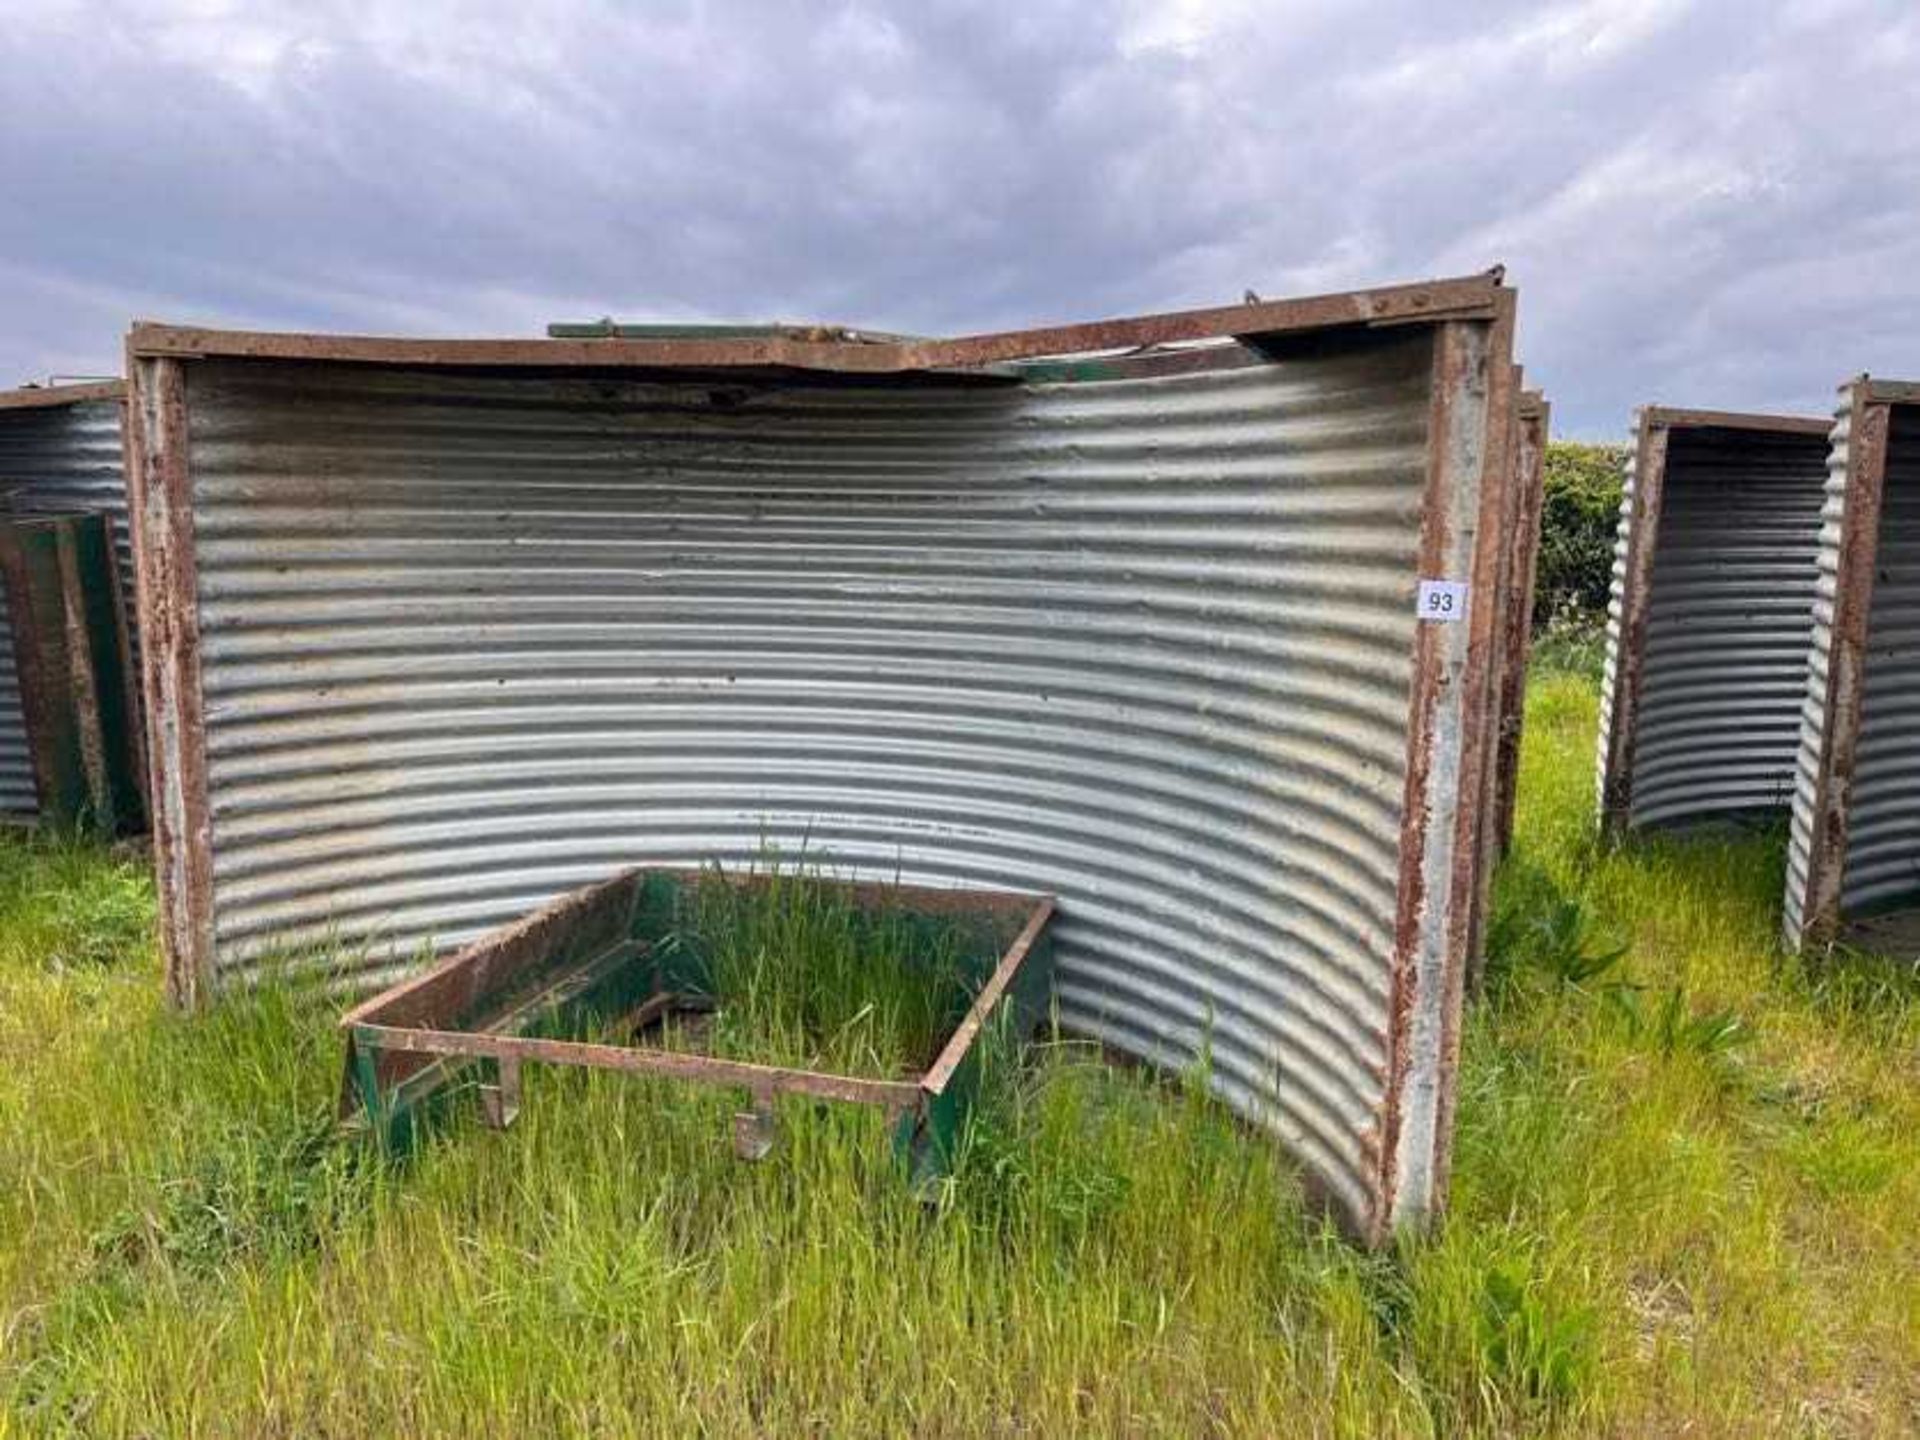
[126,350,214,1007]
[1376,292,1515,1241]
[1797,384,1892,948]
[1598,411,1671,833]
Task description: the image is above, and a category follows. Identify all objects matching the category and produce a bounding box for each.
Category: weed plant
[653,863,979,1077]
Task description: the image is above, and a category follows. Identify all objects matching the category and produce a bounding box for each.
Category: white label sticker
[1416,579,1468,622]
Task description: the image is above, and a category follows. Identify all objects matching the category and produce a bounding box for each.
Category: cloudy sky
[3,0,1915,435]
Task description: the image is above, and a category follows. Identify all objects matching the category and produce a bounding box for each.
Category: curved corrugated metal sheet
[0,629,31,815]
[1598,416,1828,830]
[1784,398,1855,948]
[0,396,132,596]
[1836,405,1920,917]
[0,395,132,817]
[1627,426,1827,826]
[1595,430,1641,825]
[182,334,1436,1225]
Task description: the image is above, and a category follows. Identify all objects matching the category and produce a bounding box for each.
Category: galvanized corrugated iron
[0,384,137,820]
[1597,408,1830,832]
[1785,380,1920,950]
[0,625,34,816]
[0,387,134,612]
[127,273,1519,1242]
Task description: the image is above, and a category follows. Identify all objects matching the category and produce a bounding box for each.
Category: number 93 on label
[1416,579,1469,622]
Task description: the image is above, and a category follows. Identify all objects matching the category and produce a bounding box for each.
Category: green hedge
[1534,441,1627,625]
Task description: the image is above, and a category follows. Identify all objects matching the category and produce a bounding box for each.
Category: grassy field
[1,671,1916,1436]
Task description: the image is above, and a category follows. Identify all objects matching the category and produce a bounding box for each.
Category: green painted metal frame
[338,868,1056,1182]
[0,510,146,834]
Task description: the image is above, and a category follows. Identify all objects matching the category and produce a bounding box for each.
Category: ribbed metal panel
[1625,426,1827,826]
[1784,400,1854,946]
[0,398,132,597]
[1836,406,1920,916]
[0,397,132,817]
[0,620,31,816]
[1595,430,1639,820]
[184,332,1437,1223]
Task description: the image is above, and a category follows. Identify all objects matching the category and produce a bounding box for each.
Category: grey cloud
[2,0,1915,434]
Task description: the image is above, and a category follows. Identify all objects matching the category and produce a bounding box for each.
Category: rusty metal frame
[0,380,124,412]
[125,352,214,1008]
[1862,380,1920,406]
[1463,377,1547,994]
[1375,288,1517,1240]
[1460,371,1520,991]
[128,272,1502,375]
[1787,380,1898,949]
[1597,405,1833,834]
[337,867,1055,1169]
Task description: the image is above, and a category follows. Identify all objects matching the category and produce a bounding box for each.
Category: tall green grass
[1,673,1916,1436]
[666,864,979,1076]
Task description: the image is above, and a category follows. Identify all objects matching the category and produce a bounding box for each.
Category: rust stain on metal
[921,895,1055,1096]
[1376,288,1516,1241]
[0,511,147,833]
[337,867,637,1032]
[1377,328,1467,1226]
[127,352,215,1008]
[1493,390,1551,855]
[1430,292,1518,1214]
[126,273,1503,375]
[339,867,1054,1161]
[339,866,640,1110]
[1862,380,1920,406]
[0,380,125,412]
[0,531,58,811]
[353,1022,927,1109]
[1598,412,1672,833]
[904,275,1499,369]
[53,527,110,808]
[1637,405,1831,436]
[1464,367,1528,991]
[1799,386,1892,947]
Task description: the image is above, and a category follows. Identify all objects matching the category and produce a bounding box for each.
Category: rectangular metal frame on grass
[129,270,1518,1244]
[338,868,1056,1178]
[1784,379,1920,953]
[1597,406,1832,835]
